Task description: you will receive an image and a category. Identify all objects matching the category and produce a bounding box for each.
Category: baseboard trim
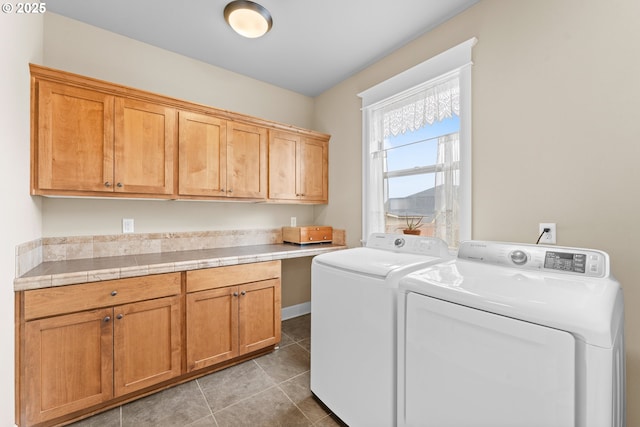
[281,302,311,320]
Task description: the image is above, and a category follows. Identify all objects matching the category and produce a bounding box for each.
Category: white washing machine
[311,233,451,427]
[397,240,626,427]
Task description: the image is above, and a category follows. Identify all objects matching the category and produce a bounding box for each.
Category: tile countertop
[14,242,347,292]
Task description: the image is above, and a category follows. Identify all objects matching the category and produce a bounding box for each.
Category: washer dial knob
[510,250,528,265]
[394,238,405,248]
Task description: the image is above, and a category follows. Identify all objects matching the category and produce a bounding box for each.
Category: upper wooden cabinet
[178,111,227,197]
[35,81,115,193]
[30,64,329,203]
[226,121,268,199]
[33,79,175,197]
[268,130,328,203]
[114,98,175,195]
[179,111,268,200]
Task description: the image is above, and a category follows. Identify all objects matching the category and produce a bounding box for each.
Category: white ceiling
[45,0,480,97]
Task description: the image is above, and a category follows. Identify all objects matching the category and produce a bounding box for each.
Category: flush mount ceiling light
[224,0,273,39]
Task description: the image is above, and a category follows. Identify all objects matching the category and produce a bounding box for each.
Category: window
[384,116,459,240]
[359,38,476,247]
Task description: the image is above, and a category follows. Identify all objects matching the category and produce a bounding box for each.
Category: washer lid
[313,247,444,278]
[399,259,623,348]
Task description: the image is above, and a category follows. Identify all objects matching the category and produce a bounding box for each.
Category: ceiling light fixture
[224,0,273,39]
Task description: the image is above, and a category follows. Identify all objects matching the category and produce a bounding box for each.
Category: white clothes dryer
[311,233,451,427]
[397,240,625,427]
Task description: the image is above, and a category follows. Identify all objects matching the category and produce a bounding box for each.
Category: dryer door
[401,292,575,427]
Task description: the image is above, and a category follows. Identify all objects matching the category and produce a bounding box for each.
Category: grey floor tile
[68,407,120,427]
[282,314,311,342]
[121,381,211,427]
[279,330,295,347]
[297,337,311,352]
[313,413,348,427]
[198,360,275,412]
[214,386,311,427]
[255,343,310,383]
[185,414,218,426]
[279,372,330,423]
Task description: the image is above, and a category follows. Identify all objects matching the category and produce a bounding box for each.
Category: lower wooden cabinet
[186,261,281,372]
[20,274,182,426]
[23,308,114,425]
[17,262,282,426]
[113,296,182,396]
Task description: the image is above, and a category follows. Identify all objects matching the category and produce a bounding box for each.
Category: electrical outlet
[290,217,297,227]
[122,218,135,234]
[538,223,556,244]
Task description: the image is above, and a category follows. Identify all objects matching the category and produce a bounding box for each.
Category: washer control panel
[366,233,449,257]
[458,241,609,278]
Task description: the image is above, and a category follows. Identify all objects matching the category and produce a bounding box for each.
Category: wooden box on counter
[282,226,333,244]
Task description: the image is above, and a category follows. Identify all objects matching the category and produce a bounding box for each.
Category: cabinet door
[178,111,227,196]
[226,122,267,198]
[268,130,299,200]
[36,81,114,193]
[238,279,281,356]
[113,295,181,396]
[24,308,114,425]
[186,286,239,372]
[114,98,176,195]
[298,137,328,202]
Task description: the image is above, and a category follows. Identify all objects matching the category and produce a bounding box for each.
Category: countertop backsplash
[15,227,347,278]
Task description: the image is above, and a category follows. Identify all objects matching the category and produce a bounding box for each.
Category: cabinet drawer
[186,260,281,293]
[24,273,181,320]
[283,226,333,244]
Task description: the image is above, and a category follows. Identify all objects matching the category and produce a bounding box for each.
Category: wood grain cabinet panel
[178,112,267,200]
[268,130,328,203]
[268,130,299,200]
[238,279,281,355]
[24,308,114,425]
[18,273,182,426]
[226,121,268,199]
[178,111,227,196]
[31,65,329,202]
[113,296,182,396]
[114,98,175,195]
[35,80,115,193]
[186,287,239,371]
[32,81,176,197]
[185,261,281,373]
[298,136,329,202]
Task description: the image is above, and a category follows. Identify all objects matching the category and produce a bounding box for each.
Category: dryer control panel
[457,241,610,278]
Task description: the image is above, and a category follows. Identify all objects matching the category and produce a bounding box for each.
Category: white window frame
[358,38,476,245]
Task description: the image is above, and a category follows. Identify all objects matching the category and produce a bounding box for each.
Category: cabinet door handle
[105,181,112,187]
[111,290,117,296]
[103,316,111,323]
[116,314,124,320]
[116,182,123,188]
[228,189,233,193]
[241,290,246,296]
[233,292,239,297]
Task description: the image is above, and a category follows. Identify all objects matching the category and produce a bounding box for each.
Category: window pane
[380,117,460,240]
[385,173,436,219]
[385,139,437,171]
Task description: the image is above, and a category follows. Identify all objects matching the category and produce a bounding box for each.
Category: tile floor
[68,314,348,427]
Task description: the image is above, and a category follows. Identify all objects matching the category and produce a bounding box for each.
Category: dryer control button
[394,238,406,248]
[510,250,528,265]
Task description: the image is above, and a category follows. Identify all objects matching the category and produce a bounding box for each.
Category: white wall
[0,11,43,427]
[315,0,640,423]
[41,13,319,238]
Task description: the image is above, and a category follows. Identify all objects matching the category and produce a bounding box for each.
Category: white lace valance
[382,76,459,137]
